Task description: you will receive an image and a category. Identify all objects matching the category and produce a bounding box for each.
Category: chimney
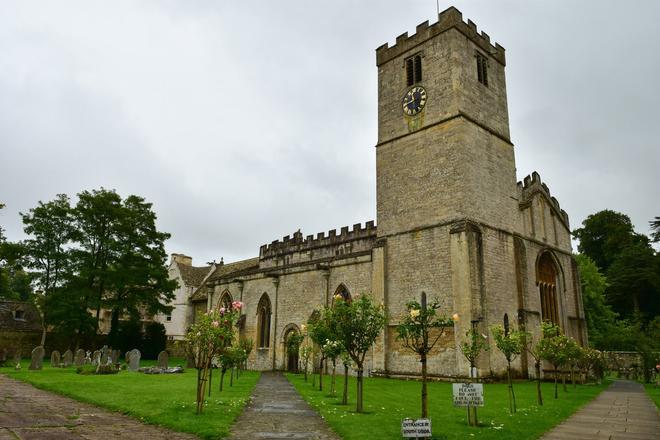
[170,253,192,266]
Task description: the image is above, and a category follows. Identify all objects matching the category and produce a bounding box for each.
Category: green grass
[1,360,259,439]
[643,383,660,408]
[287,373,609,440]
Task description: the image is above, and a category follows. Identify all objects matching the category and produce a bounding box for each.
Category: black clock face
[402,86,427,116]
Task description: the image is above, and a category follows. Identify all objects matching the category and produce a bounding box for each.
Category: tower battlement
[517,171,569,226]
[259,221,376,259]
[376,6,505,67]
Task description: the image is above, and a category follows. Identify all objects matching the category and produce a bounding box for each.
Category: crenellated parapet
[376,6,506,67]
[259,221,376,260]
[517,171,569,226]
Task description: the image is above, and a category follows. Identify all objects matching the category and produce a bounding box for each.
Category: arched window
[334,284,351,302]
[257,293,272,348]
[537,252,560,326]
[220,290,232,311]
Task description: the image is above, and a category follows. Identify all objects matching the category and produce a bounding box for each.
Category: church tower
[373,7,526,376]
[375,7,518,236]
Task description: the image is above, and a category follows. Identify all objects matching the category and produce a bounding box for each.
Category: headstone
[12,351,21,366]
[125,351,131,364]
[92,350,101,366]
[50,350,61,367]
[84,350,92,364]
[100,346,109,365]
[63,349,73,367]
[157,350,169,368]
[29,346,45,370]
[128,349,141,371]
[111,349,120,364]
[74,349,85,366]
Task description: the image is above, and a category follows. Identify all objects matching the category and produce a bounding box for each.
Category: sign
[401,418,432,438]
[452,383,484,407]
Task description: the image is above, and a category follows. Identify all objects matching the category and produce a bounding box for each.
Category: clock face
[402,86,427,116]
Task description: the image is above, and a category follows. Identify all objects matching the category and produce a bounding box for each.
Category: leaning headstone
[63,349,73,367]
[92,350,101,366]
[111,349,120,364]
[74,349,85,366]
[100,346,109,365]
[157,350,168,368]
[50,350,61,367]
[29,346,45,370]
[128,349,141,371]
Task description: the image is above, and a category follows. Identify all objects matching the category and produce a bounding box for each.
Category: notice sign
[452,383,484,407]
[401,418,432,438]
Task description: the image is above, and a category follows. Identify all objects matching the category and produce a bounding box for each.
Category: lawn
[643,383,660,408]
[1,360,259,439]
[287,373,609,440]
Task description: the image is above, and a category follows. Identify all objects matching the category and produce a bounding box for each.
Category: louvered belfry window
[406,54,422,86]
[476,52,488,86]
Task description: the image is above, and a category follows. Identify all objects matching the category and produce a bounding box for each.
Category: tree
[329,294,386,413]
[308,309,335,391]
[20,194,73,344]
[575,254,617,348]
[573,210,642,272]
[459,326,489,426]
[606,243,660,320]
[650,216,660,243]
[491,324,525,414]
[525,328,547,406]
[185,302,242,414]
[396,293,455,418]
[537,322,571,399]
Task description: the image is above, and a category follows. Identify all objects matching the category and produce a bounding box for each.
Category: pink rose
[219,307,226,315]
[212,321,219,328]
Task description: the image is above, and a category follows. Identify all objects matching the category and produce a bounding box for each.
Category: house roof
[177,263,214,287]
[0,300,43,332]
[190,257,260,301]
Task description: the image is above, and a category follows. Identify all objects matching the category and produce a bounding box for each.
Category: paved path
[228,371,340,440]
[540,380,659,440]
[0,374,199,440]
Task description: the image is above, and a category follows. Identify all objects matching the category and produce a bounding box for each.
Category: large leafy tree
[574,210,660,324]
[573,210,643,272]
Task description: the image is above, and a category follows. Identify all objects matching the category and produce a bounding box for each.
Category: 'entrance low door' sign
[401,418,432,438]
[452,382,484,407]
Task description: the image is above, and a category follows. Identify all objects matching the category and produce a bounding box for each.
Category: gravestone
[100,346,109,365]
[128,349,141,371]
[125,351,131,364]
[92,350,101,366]
[12,351,21,366]
[74,349,85,366]
[29,346,45,370]
[84,350,92,364]
[50,350,61,367]
[63,349,73,367]
[111,349,120,364]
[157,350,168,368]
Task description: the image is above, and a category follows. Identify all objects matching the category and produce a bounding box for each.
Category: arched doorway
[283,326,301,372]
[537,252,560,326]
[334,284,351,302]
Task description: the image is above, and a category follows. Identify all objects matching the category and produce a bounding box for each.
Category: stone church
[189,6,587,378]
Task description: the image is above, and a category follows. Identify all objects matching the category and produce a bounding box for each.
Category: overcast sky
[1,0,658,266]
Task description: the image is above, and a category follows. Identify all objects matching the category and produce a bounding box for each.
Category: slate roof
[0,300,43,332]
[177,263,214,287]
[190,257,260,301]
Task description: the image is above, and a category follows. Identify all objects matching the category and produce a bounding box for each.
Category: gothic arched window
[220,290,232,311]
[257,293,272,348]
[334,284,351,302]
[537,252,560,326]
